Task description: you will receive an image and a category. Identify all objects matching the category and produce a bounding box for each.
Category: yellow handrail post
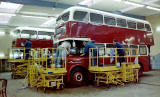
[103,48,104,67]
[89,48,91,68]
[115,48,117,65]
[97,48,98,67]
[65,48,67,70]
[24,47,25,60]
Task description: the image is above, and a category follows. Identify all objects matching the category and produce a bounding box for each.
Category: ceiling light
[0,53,5,58]
[21,15,49,19]
[0,13,16,16]
[156,26,160,32]
[0,2,23,10]
[146,6,160,11]
[114,0,122,2]
[125,1,144,7]
[79,0,93,6]
[0,31,5,36]
[0,15,12,24]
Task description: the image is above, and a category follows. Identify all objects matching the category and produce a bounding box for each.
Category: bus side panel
[139,56,150,72]
[67,21,154,46]
[15,38,53,48]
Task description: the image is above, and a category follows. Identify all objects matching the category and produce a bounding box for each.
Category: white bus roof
[60,6,150,24]
[15,27,54,32]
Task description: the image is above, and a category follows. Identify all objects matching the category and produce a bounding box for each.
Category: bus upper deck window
[73,11,89,22]
[56,16,61,24]
[104,16,116,26]
[137,22,145,30]
[38,31,52,40]
[62,12,69,21]
[21,30,36,39]
[117,18,127,27]
[90,13,103,24]
[14,29,21,38]
[127,20,136,29]
[145,24,151,31]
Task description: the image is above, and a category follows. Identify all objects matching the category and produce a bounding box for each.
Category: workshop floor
[0,70,160,97]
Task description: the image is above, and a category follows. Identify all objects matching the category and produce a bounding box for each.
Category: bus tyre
[70,68,86,87]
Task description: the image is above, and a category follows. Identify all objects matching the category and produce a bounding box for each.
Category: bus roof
[59,6,150,25]
[15,27,54,32]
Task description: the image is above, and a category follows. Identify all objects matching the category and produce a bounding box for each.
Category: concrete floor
[0,70,160,97]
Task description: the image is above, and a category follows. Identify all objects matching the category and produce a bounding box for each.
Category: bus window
[139,46,147,55]
[38,31,53,40]
[61,12,69,21]
[137,22,145,30]
[130,45,138,56]
[145,24,151,31]
[104,16,116,26]
[56,12,69,24]
[95,43,105,56]
[14,29,21,38]
[21,30,37,39]
[127,20,136,29]
[95,43,105,48]
[106,44,116,48]
[73,11,89,22]
[56,16,61,24]
[90,13,103,24]
[117,18,127,27]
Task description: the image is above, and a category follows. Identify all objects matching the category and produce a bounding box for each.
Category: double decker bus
[12,27,54,48]
[54,6,154,86]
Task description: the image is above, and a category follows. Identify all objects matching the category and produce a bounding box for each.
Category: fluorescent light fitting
[0,2,23,10]
[156,26,160,32]
[146,6,160,11]
[125,1,144,7]
[0,13,16,16]
[0,53,5,58]
[21,15,49,19]
[0,32,5,36]
[79,0,93,6]
[114,0,122,2]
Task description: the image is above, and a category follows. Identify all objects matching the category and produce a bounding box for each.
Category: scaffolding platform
[89,48,140,86]
[24,48,67,91]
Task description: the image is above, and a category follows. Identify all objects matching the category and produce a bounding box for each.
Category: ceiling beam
[1,0,73,9]
[120,0,160,13]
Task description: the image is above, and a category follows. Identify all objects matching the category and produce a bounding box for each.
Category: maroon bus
[54,6,154,86]
[12,27,54,48]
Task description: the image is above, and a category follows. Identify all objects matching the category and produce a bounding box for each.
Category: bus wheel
[70,68,85,87]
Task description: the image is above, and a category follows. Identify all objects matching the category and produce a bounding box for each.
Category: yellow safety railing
[31,48,67,70]
[8,47,35,62]
[89,48,139,68]
[25,48,67,90]
[8,47,34,78]
[89,47,140,86]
